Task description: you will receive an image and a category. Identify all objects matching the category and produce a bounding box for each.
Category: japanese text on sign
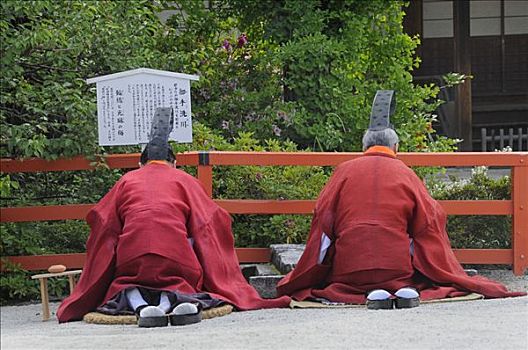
[94,75,192,146]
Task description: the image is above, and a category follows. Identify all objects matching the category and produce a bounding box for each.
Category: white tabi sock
[171,302,198,315]
[367,289,392,301]
[125,287,148,311]
[139,305,166,318]
[395,287,419,299]
[157,292,172,313]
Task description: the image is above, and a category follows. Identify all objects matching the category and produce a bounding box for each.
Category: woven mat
[289,293,484,309]
[83,304,234,325]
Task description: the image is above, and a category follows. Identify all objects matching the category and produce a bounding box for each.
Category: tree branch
[17,61,79,73]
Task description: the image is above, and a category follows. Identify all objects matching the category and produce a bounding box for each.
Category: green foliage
[1,0,171,159]
[176,123,328,246]
[429,167,511,249]
[158,1,288,143]
[150,0,458,152]
[1,221,89,256]
[442,72,472,88]
[0,269,40,303]
[1,0,459,156]
[0,175,19,197]
[5,169,123,207]
[1,165,123,306]
[0,260,68,304]
[1,166,122,257]
[215,0,457,152]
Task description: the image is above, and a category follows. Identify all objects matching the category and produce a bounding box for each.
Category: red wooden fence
[1,152,527,275]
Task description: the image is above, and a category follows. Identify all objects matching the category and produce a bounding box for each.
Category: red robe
[57,162,290,322]
[277,147,525,303]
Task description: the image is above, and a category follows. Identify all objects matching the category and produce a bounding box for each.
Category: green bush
[170,0,459,152]
[0,269,40,303]
[175,123,329,246]
[1,221,89,256]
[0,0,174,159]
[429,167,511,249]
[0,261,69,304]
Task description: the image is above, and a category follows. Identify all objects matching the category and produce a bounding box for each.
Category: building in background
[404,0,527,151]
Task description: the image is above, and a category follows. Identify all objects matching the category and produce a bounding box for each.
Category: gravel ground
[1,271,526,350]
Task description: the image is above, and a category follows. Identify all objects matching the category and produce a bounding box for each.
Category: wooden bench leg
[31,270,82,321]
[67,275,76,294]
[38,277,50,321]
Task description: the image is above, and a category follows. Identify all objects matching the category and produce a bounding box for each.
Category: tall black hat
[147,107,174,160]
[369,90,396,131]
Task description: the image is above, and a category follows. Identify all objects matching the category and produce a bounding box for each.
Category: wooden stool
[31,270,82,321]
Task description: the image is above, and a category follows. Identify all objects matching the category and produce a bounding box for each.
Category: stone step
[249,275,284,299]
[270,244,305,274]
[241,263,284,299]
[268,243,479,276]
[241,264,281,281]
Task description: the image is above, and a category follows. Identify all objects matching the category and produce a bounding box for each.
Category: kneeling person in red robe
[277,91,525,309]
[57,108,290,325]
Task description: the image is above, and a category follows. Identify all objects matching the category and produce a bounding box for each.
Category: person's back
[277,90,525,306]
[328,150,419,288]
[333,151,417,233]
[58,108,291,324]
[118,163,194,218]
[115,162,205,270]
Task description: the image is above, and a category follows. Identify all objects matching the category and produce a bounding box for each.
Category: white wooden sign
[87,68,199,146]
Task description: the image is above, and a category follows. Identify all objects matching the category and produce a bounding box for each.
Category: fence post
[197,151,213,197]
[512,156,528,275]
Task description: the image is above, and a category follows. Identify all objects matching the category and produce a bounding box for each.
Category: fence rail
[480,127,528,151]
[1,151,527,275]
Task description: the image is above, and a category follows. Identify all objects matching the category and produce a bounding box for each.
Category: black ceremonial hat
[147,107,174,160]
[369,90,396,131]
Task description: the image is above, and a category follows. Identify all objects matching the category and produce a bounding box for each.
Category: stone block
[270,244,305,274]
[249,275,284,299]
[241,264,281,282]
